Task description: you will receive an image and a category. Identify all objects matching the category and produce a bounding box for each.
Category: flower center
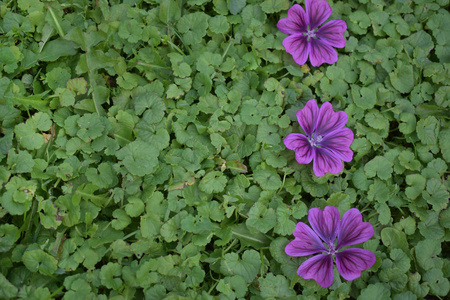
[327,243,337,256]
[303,29,316,41]
[308,134,324,147]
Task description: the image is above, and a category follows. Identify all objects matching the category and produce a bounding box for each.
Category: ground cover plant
[0,0,449,298]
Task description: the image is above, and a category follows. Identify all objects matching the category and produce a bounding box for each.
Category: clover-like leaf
[22,249,58,275]
[116,140,159,176]
[199,171,227,194]
[220,250,261,283]
[364,156,393,180]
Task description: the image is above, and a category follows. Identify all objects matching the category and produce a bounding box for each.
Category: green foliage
[0,0,449,298]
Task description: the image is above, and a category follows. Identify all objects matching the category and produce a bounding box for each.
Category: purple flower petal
[282,35,310,66]
[308,206,340,245]
[312,147,343,177]
[320,128,354,162]
[315,102,349,136]
[305,0,332,30]
[335,248,376,281]
[296,99,319,137]
[277,4,308,35]
[309,38,338,67]
[297,254,334,288]
[336,208,374,250]
[316,19,347,48]
[284,133,315,164]
[285,222,328,256]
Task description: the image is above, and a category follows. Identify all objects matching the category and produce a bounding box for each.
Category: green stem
[136,61,171,70]
[44,286,64,300]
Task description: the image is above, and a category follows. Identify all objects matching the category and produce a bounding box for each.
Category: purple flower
[277,0,347,67]
[284,99,353,177]
[285,206,376,288]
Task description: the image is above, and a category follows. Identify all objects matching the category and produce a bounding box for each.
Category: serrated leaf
[0,273,18,299]
[390,64,415,93]
[253,168,282,190]
[364,156,393,180]
[220,250,260,283]
[246,202,276,233]
[22,249,58,275]
[199,171,227,193]
[116,140,159,176]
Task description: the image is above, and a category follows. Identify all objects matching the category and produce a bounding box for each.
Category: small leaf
[199,171,227,193]
[220,250,261,282]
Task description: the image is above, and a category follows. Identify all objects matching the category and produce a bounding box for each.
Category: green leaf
[390,249,410,272]
[274,204,296,236]
[0,45,22,73]
[134,88,165,121]
[300,169,329,197]
[7,149,34,173]
[22,249,58,275]
[140,214,162,239]
[14,122,44,150]
[38,199,62,229]
[253,168,282,190]
[8,94,50,112]
[381,228,410,255]
[377,202,391,225]
[125,196,145,218]
[0,224,20,252]
[416,116,439,145]
[85,163,116,189]
[415,239,442,271]
[230,224,271,249]
[422,179,449,212]
[228,0,246,15]
[395,216,416,235]
[405,174,426,200]
[259,274,296,298]
[352,85,377,110]
[408,272,429,298]
[226,159,248,173]
[99,262,123,290]
[159,0,181,23]
[269,237,289,264]
[364,156,393,180]
[39,39,78,61]
[439,129,450,162]
[415,104,450,119]
[260,0,289,14]
[199,171,227,193]
[45,67,71,90]
[358,283,391,300]
[112,209,131,230]
[77,113,105,142]
[390,64,415,93]
[116,140,159,176]
[365,110,387,130]
[246,202,276,233]
[220,250,261,283]
[379,268,408,293]
[418,212,444,240]
[399,113,416,135]
[0,273,18,299]
[398,150,421,171]
[177,12,209,45]
[66,78,87,95]
[423,268,450,297]
[209,15,230,34]
[216,275,248,298]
